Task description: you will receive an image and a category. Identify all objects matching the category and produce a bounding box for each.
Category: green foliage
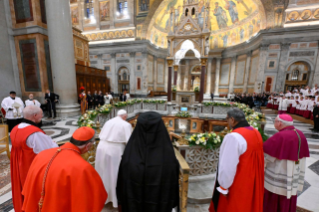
[175,111,192,118]
[114,102,127,108]
[194,87,199,92]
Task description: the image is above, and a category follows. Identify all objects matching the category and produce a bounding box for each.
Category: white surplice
[18,123,58,154]
[25,99,41,107]
[95,116,132,208]
[1,96,24,119]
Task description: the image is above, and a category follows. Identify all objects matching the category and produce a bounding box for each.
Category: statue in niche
[213,2,228,29]
[223,0,239,24]
[140,0,148,12]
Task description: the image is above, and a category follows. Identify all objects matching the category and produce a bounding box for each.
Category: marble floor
[0,110,319,212]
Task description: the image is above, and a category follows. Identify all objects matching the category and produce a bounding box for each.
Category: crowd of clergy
[0,87,311,212]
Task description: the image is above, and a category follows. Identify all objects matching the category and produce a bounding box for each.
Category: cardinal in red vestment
[22,127,107,212]
[209,108,264,212]
[10,106,58,212]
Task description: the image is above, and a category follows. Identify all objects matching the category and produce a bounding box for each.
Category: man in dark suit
[45,89,59,118]
[120,90,127,102]
[93,91,99,108]
[211,92,214,101]
[313,102,319,132]
[98,91,104,106]
[87,91,93,109]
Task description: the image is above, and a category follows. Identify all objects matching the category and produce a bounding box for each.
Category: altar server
[263,114,309,212]
[22,127,107,212]
[117,112,179,212]
[289,96,296,114]
[278,95,288,114]
[1,91,24,132]
[304,96,314,119]
[11,106,58,212]
[95,109,132,208]
[285,90,292,98]
[311,84,319,95]
[25,94,41,107]
[209,108,264,212]
[296,96,302,115]
[300,95,309,116]
[266,96,273,108]
[273,95,279,110]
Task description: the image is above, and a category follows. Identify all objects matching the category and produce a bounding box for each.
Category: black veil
[116,112,180,212]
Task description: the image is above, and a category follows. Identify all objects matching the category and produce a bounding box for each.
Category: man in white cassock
[1,91,25,132]
[95,109,132,208]
[25,94,41,107]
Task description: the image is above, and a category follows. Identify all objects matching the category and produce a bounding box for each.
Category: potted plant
[172,86,177,100]
[194,87,200,101]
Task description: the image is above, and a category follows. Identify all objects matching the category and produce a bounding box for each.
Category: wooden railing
[174,147,190,212]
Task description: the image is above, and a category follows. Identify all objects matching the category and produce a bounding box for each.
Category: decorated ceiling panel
[147,0,266,49]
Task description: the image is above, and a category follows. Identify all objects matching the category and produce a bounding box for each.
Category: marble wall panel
[147,58,153,83]
[235,60,246,85]
[157,63,164,84]
[249,56,259,84]
[220,64,230,85]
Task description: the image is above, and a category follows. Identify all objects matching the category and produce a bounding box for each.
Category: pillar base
[56,104,81,118]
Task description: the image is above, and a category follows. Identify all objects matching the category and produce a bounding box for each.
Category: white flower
[196,141,200,145]
[203,141,207,145]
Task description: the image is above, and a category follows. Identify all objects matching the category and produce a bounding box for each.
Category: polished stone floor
[0,109,319,212]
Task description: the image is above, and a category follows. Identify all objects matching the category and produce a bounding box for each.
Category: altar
[175,91,197,105]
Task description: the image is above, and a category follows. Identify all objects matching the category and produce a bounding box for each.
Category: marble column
[130,52,135,94]
[184,60,190,91]
[228,56,237,94]
[199,59,207,103]
[97,54,103,69]
[214,58,221,96]
[205,58,212,95]
[174,65,178,86]
[164,59,168,92]
[167,60,174,102]
[94,0,100,30]
[243,51,252,93]
[312,43,319,87]
[45,0,80,117]
[177,65,182,90]
[275,43,290,92]
[255,44,269,92]
[142,52,148,94]
[153,56,157,91]
[128,0,134,26]
[110,53,117,93]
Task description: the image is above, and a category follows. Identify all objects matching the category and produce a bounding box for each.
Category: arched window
[123,72,127,80]
[185,8,189,16]
[192,7,195,15]
[117,0,128,19]
[292,69,299,81]
[86,0,94,19]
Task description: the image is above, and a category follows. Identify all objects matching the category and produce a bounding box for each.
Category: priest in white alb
[1,91,24,132]
[25,94,41,107]
[95,109,132,208]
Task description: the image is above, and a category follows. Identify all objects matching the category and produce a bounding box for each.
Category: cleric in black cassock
[116,112,179,212]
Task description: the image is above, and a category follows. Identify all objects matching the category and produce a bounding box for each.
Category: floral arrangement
[175,111,192,118]
[203,101,232,107]
[172,86,177,92]
[194,87,199,92]
[114,102,127,108]
[126,100,135,105]
[143,99,167,104]
[98,104,113,114]
[188,132,222,149]
[77,116,97,128]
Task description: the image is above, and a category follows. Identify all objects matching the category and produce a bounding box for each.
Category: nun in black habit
[116,112,180,212]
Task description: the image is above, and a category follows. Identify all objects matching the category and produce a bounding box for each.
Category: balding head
[23,105,43,123]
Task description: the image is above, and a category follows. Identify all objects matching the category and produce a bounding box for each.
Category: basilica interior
[1,0,319,211]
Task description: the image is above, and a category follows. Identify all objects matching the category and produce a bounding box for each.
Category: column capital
[129,52,136,57]
[260,43,269,51]
[201,58,208,66]
[246,50,253,57]
[173,65,179,71]
[280,43,291,51]
[167,59,174,67]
